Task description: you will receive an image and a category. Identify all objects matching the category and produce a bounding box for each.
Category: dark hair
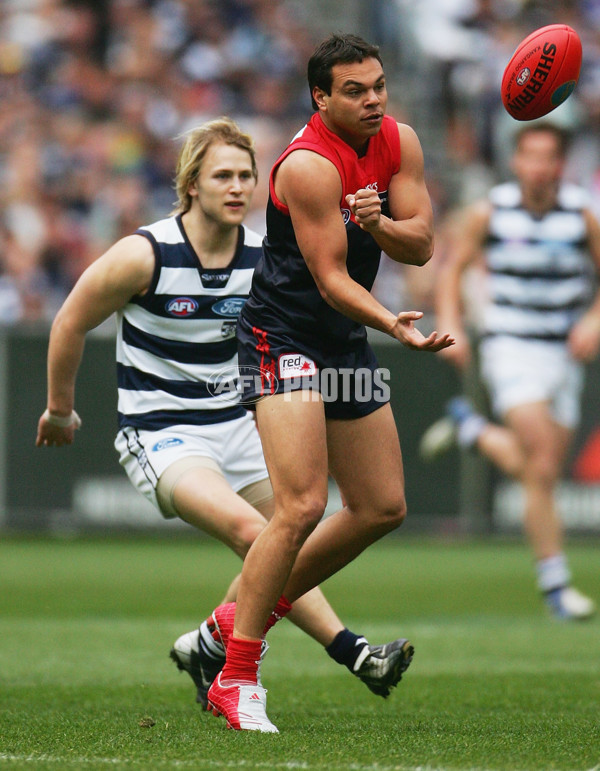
[514,121,570,157]
[307,33,383,110]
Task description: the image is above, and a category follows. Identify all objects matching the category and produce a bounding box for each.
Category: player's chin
[223,205,247,221]
[360,118,383,134]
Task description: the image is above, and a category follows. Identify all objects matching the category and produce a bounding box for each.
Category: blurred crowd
[372,0,600,312]
[0,0,317,324]
[1,0,600,324]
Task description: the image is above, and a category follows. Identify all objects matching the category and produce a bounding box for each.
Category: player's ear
[313,86,328,111]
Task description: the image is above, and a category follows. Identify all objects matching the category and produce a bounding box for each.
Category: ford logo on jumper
[212,297,246,317]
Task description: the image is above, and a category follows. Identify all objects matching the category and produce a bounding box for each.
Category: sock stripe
[199,620,225,659]
[352,642,371,673]
[326,628,369,673]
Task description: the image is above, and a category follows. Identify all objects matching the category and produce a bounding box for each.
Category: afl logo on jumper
[212,297,246,317]
[166,297,198,317]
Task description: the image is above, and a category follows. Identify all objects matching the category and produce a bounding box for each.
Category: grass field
[0,535,598,771]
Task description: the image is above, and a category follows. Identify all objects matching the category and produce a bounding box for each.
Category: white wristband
[43,409,82,428]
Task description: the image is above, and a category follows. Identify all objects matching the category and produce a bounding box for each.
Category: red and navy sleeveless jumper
[237,112,401,415]
[241,112,400,352]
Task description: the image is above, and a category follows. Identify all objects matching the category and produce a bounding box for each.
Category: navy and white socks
[326,628,370,673]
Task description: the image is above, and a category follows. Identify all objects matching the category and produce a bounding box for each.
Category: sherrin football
[501,24,582,121]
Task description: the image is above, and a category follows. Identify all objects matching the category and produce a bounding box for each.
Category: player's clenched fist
[345,189,381,231]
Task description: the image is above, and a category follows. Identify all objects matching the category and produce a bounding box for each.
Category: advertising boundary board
[4,327,600,534]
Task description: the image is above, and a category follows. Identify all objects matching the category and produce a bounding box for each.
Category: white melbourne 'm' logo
[278,353,317,379]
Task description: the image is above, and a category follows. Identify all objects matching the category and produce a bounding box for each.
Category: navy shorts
[237,314,390,419]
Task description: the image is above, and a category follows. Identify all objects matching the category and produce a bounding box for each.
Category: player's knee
[364,494,407,535]
[533,462,561,487]
[229,517,265,557]
[527,450,561,485]
[296,495,328,533]
[379,496,407,532]
[276,492,328,546]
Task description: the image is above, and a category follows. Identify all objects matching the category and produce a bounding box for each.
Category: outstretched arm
[36,235,154,447]
[276,149,453,352]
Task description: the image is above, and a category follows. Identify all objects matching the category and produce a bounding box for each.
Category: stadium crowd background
[1,0,600,326]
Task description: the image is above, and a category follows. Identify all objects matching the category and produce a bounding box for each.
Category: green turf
[0,535,598,771]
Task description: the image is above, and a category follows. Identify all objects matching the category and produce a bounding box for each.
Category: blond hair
[173,117,258,214]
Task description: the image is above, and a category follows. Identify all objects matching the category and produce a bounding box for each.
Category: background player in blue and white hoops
[420,123,600,620]
[205,35,455,733]
[36,117,417,714]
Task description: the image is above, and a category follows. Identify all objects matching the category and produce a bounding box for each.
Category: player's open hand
[36,411,82,447]
[391,311,455,352]
[345,189,381,232]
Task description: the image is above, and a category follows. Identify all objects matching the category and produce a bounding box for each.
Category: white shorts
[479,336,584,428]
[114,412,269,518]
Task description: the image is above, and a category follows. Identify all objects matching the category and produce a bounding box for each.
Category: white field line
[0,755,536,771]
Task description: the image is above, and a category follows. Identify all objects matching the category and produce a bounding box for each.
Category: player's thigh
[255,391,329,516]
[167,464,266,556]
[327,402,405,515]
[239,478,275,520]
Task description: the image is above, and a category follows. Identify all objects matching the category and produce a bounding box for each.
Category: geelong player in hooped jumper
[36,118,420,715]
[205,35,455,732]
[420,123,600,620]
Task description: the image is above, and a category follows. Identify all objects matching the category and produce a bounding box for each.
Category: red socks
[220,636,263,684]
[220,596,293,685]
[263,596,292,635]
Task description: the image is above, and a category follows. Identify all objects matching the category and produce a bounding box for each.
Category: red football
[501,24,582,121]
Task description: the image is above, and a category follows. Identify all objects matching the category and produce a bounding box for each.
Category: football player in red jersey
[206,34,455,731]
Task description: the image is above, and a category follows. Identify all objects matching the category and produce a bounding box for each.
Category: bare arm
[276,150,452,352]
[569,207,600,361]
[435,201,491,369]
[36,235,154,447]
[345,123,434,266]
